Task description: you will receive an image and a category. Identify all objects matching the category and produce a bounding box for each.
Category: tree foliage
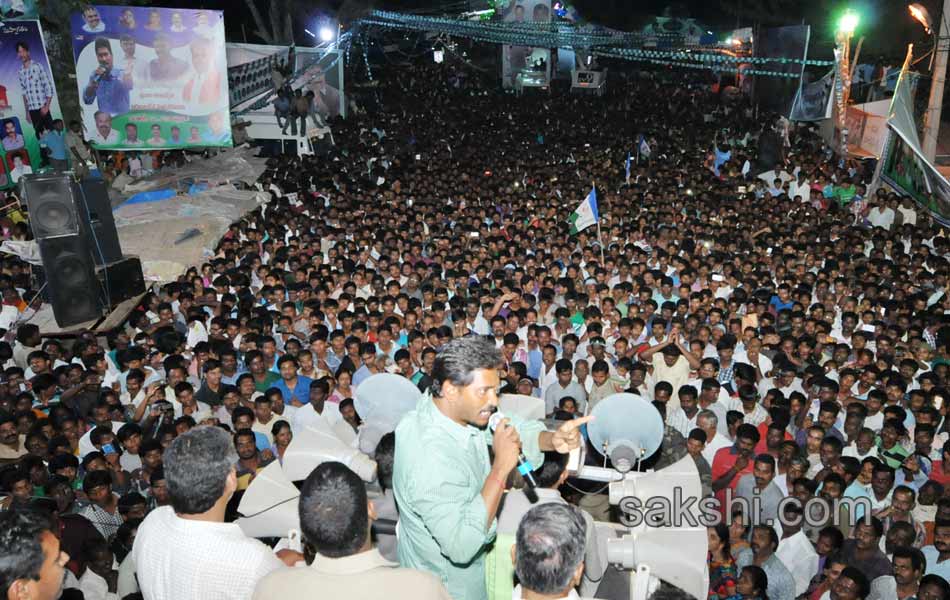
[243,0,295,45]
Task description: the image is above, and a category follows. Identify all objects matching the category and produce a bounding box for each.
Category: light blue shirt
[393,394,545,600]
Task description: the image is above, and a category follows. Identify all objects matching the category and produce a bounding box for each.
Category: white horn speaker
[354,373,421,455]
[283,424,378,483]
[235,461,300,538]
[606,525,709,600]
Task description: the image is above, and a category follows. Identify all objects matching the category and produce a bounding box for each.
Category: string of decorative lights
[344,10,834,71]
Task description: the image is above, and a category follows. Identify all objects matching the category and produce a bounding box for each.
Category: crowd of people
[0,49,950,600]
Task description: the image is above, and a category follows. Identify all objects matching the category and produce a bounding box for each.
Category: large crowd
[0,49,949,600]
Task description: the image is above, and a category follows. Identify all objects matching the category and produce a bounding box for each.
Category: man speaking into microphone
[394,336,591,600]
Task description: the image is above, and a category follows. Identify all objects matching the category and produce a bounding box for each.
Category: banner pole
[593,180,604,266]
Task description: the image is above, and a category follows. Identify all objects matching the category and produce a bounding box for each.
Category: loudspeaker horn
[587,393,663,472]
[606,525,709,600]
[283,423,377,483]
[236,461,300,538]
[353,373,421,455]
[608,455,703,510]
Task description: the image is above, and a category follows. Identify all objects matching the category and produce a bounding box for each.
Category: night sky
[156,0,932,58]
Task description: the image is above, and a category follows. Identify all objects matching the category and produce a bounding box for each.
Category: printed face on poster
[70,5,231,150]
[0,20,62,189]
[500,0,551,89]
[294,48,345,119]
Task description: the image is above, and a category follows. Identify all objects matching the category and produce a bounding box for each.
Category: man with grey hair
[698,409,731,464]
[132,426,298,600]
[512,503,589,600]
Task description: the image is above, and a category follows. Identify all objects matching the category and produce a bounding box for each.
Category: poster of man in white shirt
[91,110,118,144]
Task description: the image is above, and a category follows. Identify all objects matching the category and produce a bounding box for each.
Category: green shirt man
[392,337,590,600]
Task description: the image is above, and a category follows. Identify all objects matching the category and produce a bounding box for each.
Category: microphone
[488,411,539,495]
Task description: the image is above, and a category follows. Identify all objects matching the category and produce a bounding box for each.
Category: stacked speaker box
[20,173,146,328]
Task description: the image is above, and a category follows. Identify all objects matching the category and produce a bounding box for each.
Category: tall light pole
[913,1,950,162]
[835,10,860,159]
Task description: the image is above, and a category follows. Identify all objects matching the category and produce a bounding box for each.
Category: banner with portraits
[70,5,232,150]
[0,21,62,188]
[294,47,345,120]
[499,0,552,89]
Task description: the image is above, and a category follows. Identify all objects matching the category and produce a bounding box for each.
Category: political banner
[294,47,345,120]
[499,0,551,89]
[844,100,889,159]
[70,5,231,150]
[880,126,950,227]
[0,20,62,188]
[789,70,834,122]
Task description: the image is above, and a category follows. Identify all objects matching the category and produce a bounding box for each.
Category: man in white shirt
[868,201,896,230]
[92,111,119,145]
[775,503,819,597]
[291,379,343,433]
[897,197,917,226]
[698,410,732,464]
[132,427,298,600]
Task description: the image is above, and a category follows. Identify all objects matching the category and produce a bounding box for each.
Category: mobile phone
[935,395,944,411]
[102,443,117,455]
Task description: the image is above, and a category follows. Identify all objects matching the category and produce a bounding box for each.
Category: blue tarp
[124,188,177,206]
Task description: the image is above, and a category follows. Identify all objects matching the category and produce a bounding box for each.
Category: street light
[838,10,860,35]
[834,9,860,159]
[909,3,934,34]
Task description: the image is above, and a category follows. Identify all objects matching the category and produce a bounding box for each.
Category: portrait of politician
[82,38,130,116]
[148,33,189,84]
[1,119,24,152]
[118,8,136,31]
[91,110,118,145]
[123,122,144,146]
[305,65,341,119]
[9,151,32,184]
[204,111,230,144]
[146,123,165,146]
[183,36,225,106]
[144,8,162,32]
[81,5,105,33]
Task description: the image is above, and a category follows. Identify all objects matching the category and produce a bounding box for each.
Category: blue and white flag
[568,186,598,235]
[638,135,651,158]
[625,151,631,183]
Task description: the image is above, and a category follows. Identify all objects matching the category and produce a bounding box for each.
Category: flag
[638,135,651,158]
[568,187,598,235]
[625,152,631,183]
